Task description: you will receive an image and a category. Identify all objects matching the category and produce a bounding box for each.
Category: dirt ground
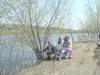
[16,43,100,75]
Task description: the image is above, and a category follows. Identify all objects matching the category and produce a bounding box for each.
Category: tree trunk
[98,32,100,40]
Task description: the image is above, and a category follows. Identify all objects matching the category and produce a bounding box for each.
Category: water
[48,33,88,46]
[0,33,88,74]
[0,35,37,74]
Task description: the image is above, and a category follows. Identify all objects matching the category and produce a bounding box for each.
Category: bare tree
[0,0,63,59]
[81,0,100,39]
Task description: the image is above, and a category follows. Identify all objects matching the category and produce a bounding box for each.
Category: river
[0,33,88,74]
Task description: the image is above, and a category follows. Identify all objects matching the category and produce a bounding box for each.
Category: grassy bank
[0,25,84,35]
[16,42,98,75]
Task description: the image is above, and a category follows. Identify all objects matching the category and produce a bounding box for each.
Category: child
[44,41,55,60]
[56,37,63,56]
[59,36,72,61]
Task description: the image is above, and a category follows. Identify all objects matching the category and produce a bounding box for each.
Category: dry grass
[16,43,99,75]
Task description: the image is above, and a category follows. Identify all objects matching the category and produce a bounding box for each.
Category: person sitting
[56,37,63,56]
[44,41,56,60]
[59,36,72,61]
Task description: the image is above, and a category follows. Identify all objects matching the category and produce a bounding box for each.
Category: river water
[0,33,88,74]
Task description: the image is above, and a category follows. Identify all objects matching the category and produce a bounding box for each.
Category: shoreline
[16,42,99,75]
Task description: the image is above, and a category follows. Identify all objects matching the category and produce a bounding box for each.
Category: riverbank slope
[16,42,100,75]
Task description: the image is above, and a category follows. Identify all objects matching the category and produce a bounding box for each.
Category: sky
[0,0,95,30]
[70,0,86,30]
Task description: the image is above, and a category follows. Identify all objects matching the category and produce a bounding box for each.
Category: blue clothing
[63,40,69,48]
[57,50,69,57]
[57,50,61,56]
